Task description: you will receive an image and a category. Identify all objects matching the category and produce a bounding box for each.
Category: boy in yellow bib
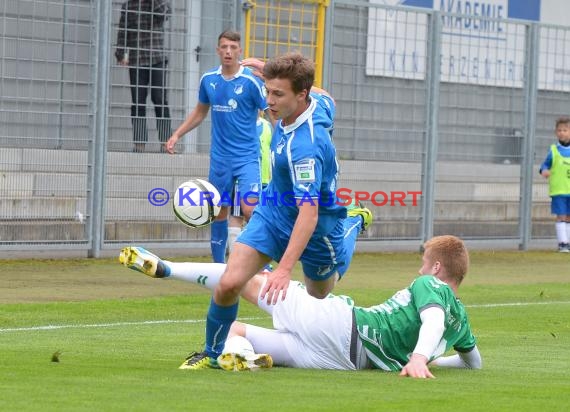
[539,117,570,252]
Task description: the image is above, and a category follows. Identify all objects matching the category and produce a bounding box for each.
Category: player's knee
[305,275,336,299]
[215,277,243,301]
[228,321,246,338]
[305,285,330,299]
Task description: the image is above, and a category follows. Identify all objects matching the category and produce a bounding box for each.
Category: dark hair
[218,30,241,45]
[263,52,314,96]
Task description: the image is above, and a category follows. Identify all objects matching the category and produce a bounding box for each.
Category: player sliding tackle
[119,234,482,377]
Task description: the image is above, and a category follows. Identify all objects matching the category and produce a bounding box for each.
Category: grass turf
[1,250,569,411]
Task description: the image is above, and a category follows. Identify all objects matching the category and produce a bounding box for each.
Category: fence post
[519,22,539,250]
[87,1,112,258]
[420,10,441,247]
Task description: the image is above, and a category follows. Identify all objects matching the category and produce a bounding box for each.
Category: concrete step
[0,196,553,221]
[0,169,550,202]
[0,147,210,175]
[0,221,210,242]
[0,147,546,182]
[0,220,555,243]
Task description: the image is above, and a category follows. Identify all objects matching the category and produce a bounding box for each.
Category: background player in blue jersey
[172,52,370,369]
[165,30,267,263]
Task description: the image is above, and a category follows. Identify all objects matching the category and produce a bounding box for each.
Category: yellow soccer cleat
[217,352,273,372]
[346,201,373,232]
[179,351,219,370]
[119,246,170,278]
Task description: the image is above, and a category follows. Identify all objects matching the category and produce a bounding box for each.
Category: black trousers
[129,61,171,143]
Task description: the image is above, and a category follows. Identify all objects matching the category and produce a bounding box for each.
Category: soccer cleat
[179,351,219,370]
[217,353,273,372]
[119,246,171,278]
[558,243,570,253]
[346,201,373,232]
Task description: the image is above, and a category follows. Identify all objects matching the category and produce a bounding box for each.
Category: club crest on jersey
[234,84,243,95]
[294,158,316,183]
[275,137,286,154]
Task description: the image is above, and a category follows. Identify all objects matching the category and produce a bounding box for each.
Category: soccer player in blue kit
[175,52,371,369]
[165,30,267,263]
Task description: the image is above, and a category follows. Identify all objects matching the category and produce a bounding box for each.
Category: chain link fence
[0,0,567,255]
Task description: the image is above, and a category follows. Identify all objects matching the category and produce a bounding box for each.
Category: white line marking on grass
[467,301,570,308]
[0,316,267,333]
[2,301,570,333]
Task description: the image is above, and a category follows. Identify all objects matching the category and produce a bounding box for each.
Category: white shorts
[245,281,357,370]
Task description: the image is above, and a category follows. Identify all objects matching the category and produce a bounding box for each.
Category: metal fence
[1,0,567,256]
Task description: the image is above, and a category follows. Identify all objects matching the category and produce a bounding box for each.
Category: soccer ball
[222,335,255,357]
[172,179,221,228]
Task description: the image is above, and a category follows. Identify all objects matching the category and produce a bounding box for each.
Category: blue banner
[401,0,540,21]
[507,0,540,21]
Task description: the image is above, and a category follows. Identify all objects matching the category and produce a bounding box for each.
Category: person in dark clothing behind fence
[115,0,172,153]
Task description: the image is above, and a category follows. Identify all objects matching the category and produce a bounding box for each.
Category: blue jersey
[258,93,346,236]
[198,65,267,161]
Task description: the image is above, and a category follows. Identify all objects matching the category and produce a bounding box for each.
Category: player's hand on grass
[260,267,290,305]
[400,353,435,379]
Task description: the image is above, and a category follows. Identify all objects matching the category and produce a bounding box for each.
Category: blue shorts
[237,210,347,281]
[209,159,261,207]
[551,195,570,216]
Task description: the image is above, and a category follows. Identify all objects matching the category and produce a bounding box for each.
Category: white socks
[166,262,226,291]
[555,221,568,244]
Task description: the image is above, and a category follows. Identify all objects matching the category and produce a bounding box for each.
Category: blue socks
[337,215,362,277]
[205,298,239,358]
[210,220,228,263]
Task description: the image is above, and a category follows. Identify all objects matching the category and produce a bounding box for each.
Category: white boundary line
[467,300,570,308]
[0,316,266,333]
[2,301,570,333]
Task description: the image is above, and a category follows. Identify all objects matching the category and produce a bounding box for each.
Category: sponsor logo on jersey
[294,159,316,183]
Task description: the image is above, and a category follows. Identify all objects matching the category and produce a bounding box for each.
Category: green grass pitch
[1,250,569,411]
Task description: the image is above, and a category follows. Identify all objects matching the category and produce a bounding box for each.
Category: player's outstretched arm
[400,306,445,379]
[166,102,209,154]
[399,353,435,379]
[430,346,482,369]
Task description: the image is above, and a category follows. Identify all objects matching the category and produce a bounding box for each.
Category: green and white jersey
[353,275,476,371]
